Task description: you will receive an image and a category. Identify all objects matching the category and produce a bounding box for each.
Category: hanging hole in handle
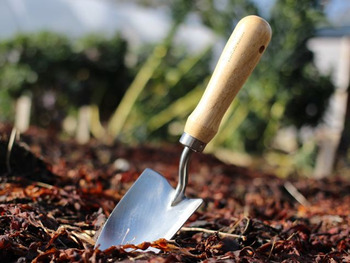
[259,45,265,54]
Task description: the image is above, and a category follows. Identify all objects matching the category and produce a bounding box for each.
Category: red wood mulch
[1,125,349,262]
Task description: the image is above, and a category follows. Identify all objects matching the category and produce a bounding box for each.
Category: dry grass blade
[107,44,168,137]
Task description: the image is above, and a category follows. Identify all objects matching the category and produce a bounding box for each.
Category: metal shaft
[171,146,193,206]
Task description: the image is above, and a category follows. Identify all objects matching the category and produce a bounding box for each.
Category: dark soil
[1,125,349,262]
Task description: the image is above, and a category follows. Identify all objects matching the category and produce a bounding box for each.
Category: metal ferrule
[179,132,206,153]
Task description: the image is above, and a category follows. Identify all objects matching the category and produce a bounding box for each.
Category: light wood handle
[184,15,271,144]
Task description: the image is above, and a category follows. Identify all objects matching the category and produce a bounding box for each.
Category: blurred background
[0,0,349,178]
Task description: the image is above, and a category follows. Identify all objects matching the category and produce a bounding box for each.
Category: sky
[325,0,350,26]
[0,0,349,45]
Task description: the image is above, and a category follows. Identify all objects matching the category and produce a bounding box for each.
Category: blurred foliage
[121,0,334,156]
[217,0,335,153]
[0,0,335,177]
[267,0,334,126]
[0,32,130,127]
[113,0,335,177]
[132,45,213,142]
[114,29,214,143]
[198,0,334,154]
[107,26,178,138]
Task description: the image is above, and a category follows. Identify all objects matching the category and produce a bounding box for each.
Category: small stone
[113,158,130,172]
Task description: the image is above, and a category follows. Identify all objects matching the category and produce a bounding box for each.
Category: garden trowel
[95,15,271,251]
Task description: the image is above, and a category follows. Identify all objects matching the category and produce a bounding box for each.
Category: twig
[268,236,277,259]
[36,182,55,189]
[284,181,310,207]
[227,217,243,234]
[180,227,247,241]
[286,232,296,241]
[6,128,18,174]
[242,217,251,234]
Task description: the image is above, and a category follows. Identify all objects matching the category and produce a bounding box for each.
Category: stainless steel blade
[95,168,203,250]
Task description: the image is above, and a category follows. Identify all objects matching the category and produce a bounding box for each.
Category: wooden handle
[184,15,271,144]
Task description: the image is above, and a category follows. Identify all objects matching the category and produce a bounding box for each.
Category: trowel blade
[95,168,203,251]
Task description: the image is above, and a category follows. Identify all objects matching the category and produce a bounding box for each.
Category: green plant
[0,32,130,127]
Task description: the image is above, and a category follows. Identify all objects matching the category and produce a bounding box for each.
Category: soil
[1,125,349,262]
